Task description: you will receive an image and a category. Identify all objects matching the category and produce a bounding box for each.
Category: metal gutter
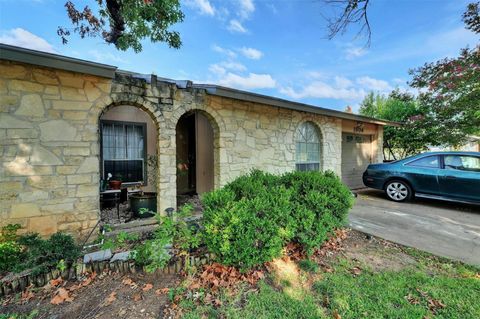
[194,84,400,126]
[0,44,117,78]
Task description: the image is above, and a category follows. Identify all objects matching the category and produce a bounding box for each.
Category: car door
[403,155,441,195]
[438,154,480,202]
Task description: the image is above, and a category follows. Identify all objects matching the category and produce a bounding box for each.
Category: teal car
[363,152,480,204]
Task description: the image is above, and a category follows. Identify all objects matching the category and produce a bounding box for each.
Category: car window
[406,156,439,168]
[444,155,480,172]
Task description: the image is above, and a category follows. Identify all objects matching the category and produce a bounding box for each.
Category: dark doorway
[176,111,214,196]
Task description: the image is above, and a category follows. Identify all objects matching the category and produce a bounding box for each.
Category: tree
[323,0,371,45]
[58,0,184,52]
[359,90,434,160]
[408,15,480,146]
[324,1,480,46]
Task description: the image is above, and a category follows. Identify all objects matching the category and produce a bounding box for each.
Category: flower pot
[130,192,157,218]
[108,180,122,190]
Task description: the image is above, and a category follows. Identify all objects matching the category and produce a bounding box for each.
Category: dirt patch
[1,272,179,319]
[322,229,418,271]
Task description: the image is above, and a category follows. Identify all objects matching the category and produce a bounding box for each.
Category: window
[296,122,321,171]
[406,156,439,168]
[444,155,480,172]
[101,120,147,183]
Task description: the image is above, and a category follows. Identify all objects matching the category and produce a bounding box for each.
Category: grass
[314,264,480,318]
[0,310,38,319]
[179,242,480,319]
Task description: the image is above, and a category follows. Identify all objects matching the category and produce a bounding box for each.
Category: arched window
[296,122,322,171]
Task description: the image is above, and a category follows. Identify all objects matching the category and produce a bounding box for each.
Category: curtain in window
[101,121,146,183]
[296,122,321,171]
[102,123,144,159]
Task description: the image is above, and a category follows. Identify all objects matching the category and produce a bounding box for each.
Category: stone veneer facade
[0,59,383,239]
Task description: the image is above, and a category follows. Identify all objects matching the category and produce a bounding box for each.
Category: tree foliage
[409,47,480,146]
[58,0,184,52]
[359,91,433,160]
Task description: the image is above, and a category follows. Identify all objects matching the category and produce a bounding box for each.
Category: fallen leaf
[51,288,74,305]
[21,290,35,302]
[333,310,341,319]
[122,277,138,288]
[142,283,153,292]
[133,293,142,302]
[156,288,170,295]
[350,267,362,276]
[105,292,117,305]
[50,277,63,287]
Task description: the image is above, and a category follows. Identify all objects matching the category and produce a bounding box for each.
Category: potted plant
[108,173,122,190]
[130,192,157,218]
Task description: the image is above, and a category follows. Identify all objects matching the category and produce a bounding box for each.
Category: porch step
[105,224,159,238]
[107,217,158,231]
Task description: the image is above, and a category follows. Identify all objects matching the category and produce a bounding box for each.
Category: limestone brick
[10,203,41,218]
[39,120,77,141]
[15,94,45,117]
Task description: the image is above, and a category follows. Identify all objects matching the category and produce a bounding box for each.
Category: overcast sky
[0,0,478,112]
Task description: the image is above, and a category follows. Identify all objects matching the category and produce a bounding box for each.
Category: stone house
[0,44,391,238]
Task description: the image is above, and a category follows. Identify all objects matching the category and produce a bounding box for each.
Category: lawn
[173,231,480,319]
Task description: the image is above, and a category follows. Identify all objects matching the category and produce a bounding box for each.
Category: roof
[0,44,117,78]
[194,84,398,126]
[0,44,396,126]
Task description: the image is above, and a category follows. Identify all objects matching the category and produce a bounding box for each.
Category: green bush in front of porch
[202,170,354,271]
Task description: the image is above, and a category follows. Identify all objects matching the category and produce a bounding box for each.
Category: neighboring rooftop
[0,44,396,126]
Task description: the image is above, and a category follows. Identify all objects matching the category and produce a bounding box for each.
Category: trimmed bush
[202,170,354,270]
[281,170,353,253]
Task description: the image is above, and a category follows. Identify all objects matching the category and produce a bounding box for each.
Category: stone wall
[0,61,113,238]
[1,59,382,239]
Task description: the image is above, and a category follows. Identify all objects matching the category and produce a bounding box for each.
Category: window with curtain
[101,120,146,183]
[296,122,322,171]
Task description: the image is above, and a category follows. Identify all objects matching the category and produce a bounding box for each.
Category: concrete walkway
[349,189,480,266]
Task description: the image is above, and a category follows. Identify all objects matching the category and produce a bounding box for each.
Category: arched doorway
[176,110,215,199]
[98,104,159,222]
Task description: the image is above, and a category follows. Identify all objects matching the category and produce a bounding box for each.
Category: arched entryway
[98,104,160,222]
[176,110,215,201]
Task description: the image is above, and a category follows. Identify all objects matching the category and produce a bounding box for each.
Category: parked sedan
[363,152,480,204]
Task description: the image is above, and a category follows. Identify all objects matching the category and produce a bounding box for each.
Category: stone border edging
[0,253,213,297]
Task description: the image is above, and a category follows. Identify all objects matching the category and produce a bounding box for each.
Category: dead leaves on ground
[49,272,97,305]
[50,287,74,305]
[192,263,265,291]
[405,288,446,315]
[142,283,153,291]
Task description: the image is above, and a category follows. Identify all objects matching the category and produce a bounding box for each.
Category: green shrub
[0,224,23,273]
[0,225,79,275]
[202,169,354,270]
[203,184,294,271]
[281,170,353,254]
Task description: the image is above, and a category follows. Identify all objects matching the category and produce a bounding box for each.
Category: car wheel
[385,180,413,202]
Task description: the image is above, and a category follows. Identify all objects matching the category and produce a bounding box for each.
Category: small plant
[132,204,203,273]
[56,259,67,272]
[101,231,139,251]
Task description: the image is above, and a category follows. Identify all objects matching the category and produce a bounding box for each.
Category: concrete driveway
[349,189,480,266]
